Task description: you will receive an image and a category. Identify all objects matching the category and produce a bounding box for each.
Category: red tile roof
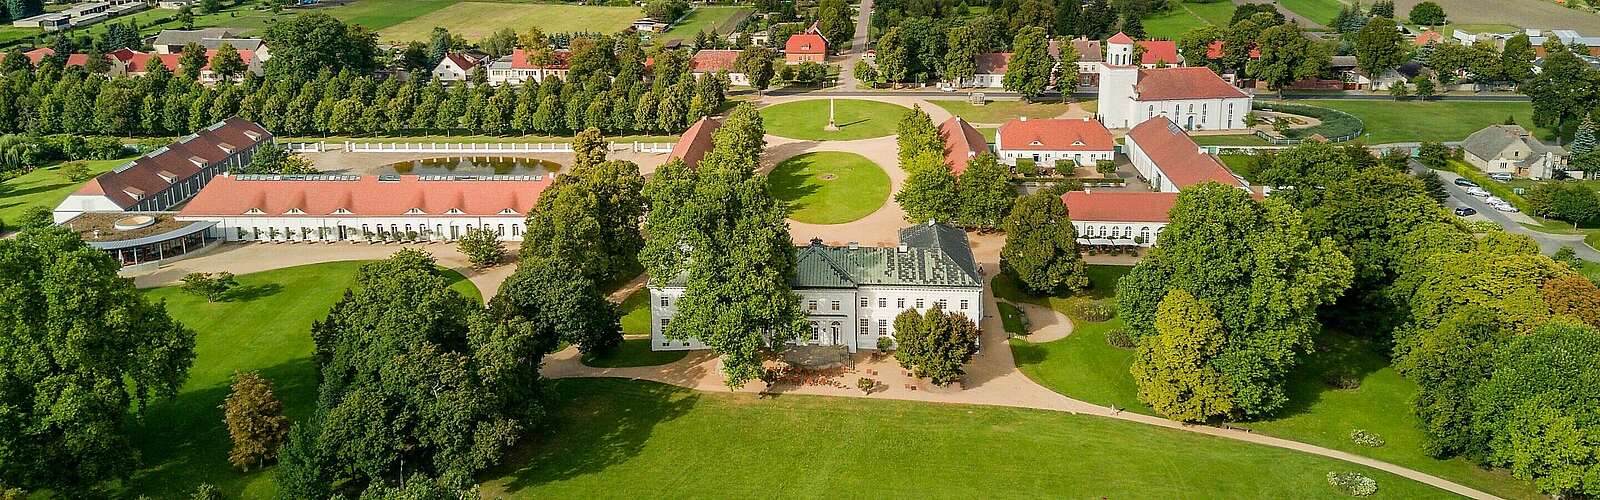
[179,174,554,217]
[442,52,481,71]
[785,33,827,54]
[1415,30,1444,46]
[1205,40,1260,60]
[939,117,988,174]
[975,52,1010,74]
[1054,38,1101,62]
[997,118,1114,152]
[1062,191,1179,223]
[1135,67,1248,100]
[1127,116,1242,188]
[670,117,721,168]
[75,118,272,209]
[23,47,53,65]
[509,48,572,70]
[1108,32,1135,45]
[1137,40,1180,65]
[689,49,741,73]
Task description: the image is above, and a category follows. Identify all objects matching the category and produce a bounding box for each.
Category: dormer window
[244,208,264,215]
[498,208,517,215]
[1029,140,1043,146]
[332,208,352,215]
[445,208,464,215]
[123,187,144,200]
[243,131,261,141]
[406,208,426,215]
[189,156,206,167]
[285,208,305,215]
[1071,140,1085,146]
[217,142,235,153]
[157,170,177,183]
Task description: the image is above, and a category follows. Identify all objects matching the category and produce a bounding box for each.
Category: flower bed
[1252,102,1364,143]
[1326,471,1378,496]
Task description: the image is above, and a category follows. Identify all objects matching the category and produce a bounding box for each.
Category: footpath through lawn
[1004,265,1539,499]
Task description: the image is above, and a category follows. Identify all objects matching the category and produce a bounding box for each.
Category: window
[936,299,947,309]
[831,300,840,311]
[859,318,869,334]
[860,297,868,308]
[915,299,924,309]
[960,300,969,310]
[878,298,887,308]
[897,298,905,308]
[808,300,817,311]
[878,319,888,336]
[659,319,670,329]
[662,341,670,347]
[660,296,670,307]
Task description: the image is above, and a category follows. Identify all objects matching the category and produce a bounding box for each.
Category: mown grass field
[124,261,479,499]
[1144,0,1238,40]
[1292,99,1545,144]
[928,99,1073,124]
[580,337,687,368]
[1394,0,1600,32]
[768,151,891,224]
[321,0,460,32]
[480,378,1458,499]
[1001,264,1539,499]
[656,6,754,44]
[378,2,640,43]
[1279,0,1346,26]
[759,99,906,141]
[0,158,130,224]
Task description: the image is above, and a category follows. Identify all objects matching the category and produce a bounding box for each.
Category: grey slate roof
[1462,125,1566,167]
[790,222,983,289]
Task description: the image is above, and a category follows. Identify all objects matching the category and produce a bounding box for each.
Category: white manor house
[1096,32,1252,130]
[650,223,985,353]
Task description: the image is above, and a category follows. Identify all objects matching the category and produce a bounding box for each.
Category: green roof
[791,223,982,289]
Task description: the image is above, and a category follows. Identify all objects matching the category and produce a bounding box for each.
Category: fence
[280,142,326,153]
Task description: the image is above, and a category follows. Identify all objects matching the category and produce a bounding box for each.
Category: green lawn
[580,337,687,368]
[656,6,754,44]
[759,99,906,141]
[123,261,478,499]
[1279,0,1346,26]
[320,0,461,31]
[1192,133,1270,146]
[479,378,1457,498]
[378,2,640,43]
[1001,265,1540,499]
[927,99,1072,124]
[1144,1,1237,40]
[997,301,1027,335]
[0,157,129,224]
[281,134,679,144]
[1295,99,1545,144]
[617,288,651,335]
[767,151,890,224]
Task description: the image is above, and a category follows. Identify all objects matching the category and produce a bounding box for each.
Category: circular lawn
[767,151,890,224]
[758,99,907,141]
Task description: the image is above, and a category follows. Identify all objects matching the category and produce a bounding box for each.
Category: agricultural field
[655,6,755,45]
[1279,0,1346,26]
[1393,0,1600,33]
[377,2,641,43]
[1144,0,1238,40]
[318,0,460,32]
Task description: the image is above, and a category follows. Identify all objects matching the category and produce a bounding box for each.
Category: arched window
[1140,226,1151,242]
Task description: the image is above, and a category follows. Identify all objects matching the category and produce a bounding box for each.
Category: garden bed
[1252,102,1364,143]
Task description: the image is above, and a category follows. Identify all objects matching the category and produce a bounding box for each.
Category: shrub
[191,483,224,500]
[457,227,505,268]
[1104,329,1136,349]
[1465,220,1500,233]
[1095,159,1117,176]
[1349,429,1386,448]
[59,161,93,182]
[1014,158,1037,176]
[856,377,874,393]
[876,335,895,351]
[1326,471,1378,496]
[180,272,239,302]
[1054,159,1076,172]
[15,206,53,230]
[1069,300,1115,322]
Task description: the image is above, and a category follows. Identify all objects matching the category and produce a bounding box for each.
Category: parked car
[1465,186,1491,197]
[1492,202,1520,213]
[1454,206,1477,216]
[1453,178,1478,187]
[1489,172,1514,182]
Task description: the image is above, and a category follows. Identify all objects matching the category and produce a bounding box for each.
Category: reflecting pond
[379,157,563,176]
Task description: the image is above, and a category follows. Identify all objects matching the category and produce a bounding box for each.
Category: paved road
[1410,159,1600,260]
[834,0,874,88]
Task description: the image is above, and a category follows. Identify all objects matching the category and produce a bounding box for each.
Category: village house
[651,222,984,353]
[784,32,827,64]
[486,48,572,85]
[994,117,1114,168]
[1461,124,1567,180]
[689,49,750,86]
[1097,32,1251,130]
[432,52,488,82]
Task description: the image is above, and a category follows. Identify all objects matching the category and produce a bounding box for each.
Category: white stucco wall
[177,215,529,242]
[651,285,985,352]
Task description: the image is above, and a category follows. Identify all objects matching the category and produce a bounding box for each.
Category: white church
[1096,32,1252,131]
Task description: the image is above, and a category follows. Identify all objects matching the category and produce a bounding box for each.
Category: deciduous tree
[221,371,290,471]
[1003,27,1054,100]
[895,150,960,223]
[892,307,980,386]
[1000,190,1088,295]
[1130,289,1235,421]
[956,154,1015,228]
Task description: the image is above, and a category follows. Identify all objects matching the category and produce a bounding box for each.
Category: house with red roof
[486,48,572,85]
[961,38,1100,88]
[30,46,261,83]
[54,117,273,223]
[1059,38,1103,86]
[784,32,827,64]
[1061,115,1251,247]
[432,52,488,82]
[176,173,554,242]
[1097,32,1251,130]
[962,52,1010,88]
[1135,39,1181,67]
[938,116,989,173]
[994,117,1114,168]
[689,49,749,86]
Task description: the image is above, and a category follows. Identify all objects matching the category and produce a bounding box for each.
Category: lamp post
[824,98,839,132]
